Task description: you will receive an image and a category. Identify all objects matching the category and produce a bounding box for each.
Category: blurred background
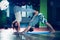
[0,0,60,31]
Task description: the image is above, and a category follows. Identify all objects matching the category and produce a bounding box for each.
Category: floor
[0,28,60,40]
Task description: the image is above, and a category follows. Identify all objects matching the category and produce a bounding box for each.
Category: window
[22,11,26,17]
[21,5,26,17]
[14,5,33,18]
[21,5,33,17]
[27,5,33,17]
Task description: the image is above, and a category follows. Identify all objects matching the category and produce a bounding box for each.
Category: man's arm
[46,22,55,33]
[22,26,31,33]
[22,15,37,33]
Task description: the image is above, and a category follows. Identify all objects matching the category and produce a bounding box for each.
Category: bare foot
[51,30,55,33]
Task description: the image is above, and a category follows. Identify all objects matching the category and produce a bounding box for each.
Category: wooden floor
[0,28,50,40]
[0,28,48,32]
[0,28,59,40]
[0,28,47,40]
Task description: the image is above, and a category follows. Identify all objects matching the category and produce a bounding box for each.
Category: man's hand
[20,31,26,35]
[21,26,31,35]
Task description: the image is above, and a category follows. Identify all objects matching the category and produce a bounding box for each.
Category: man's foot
[51,30,55,33]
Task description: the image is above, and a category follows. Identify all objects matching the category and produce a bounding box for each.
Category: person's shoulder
[38,13,43,16]
[38,13,44,17]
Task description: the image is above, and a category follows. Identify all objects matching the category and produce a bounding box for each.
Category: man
[22,10,55,33]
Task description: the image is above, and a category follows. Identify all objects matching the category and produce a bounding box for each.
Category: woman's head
[14,21,18,26]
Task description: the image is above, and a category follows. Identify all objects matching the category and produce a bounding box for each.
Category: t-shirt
[14,6,22,22]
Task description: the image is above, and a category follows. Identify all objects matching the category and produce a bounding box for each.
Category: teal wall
[0,10,6,27]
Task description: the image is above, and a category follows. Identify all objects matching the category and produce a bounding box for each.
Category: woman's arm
[12,20,16,24]
[11,20,16,28]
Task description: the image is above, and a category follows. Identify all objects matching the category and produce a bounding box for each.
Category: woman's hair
[14,21,17,23]
[13,21,18,26]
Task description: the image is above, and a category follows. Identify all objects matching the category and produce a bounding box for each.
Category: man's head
[34,10,39,15]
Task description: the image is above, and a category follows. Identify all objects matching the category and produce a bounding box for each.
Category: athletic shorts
[29,15,47,27]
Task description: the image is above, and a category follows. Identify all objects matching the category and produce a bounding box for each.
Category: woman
[12,6,22,32]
